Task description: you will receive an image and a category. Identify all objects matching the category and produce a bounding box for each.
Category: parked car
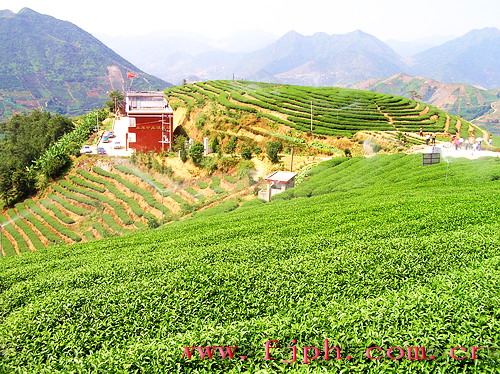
[113,141,123,149]
[102,136,110,143]
[107,131,115,138]
[97,147,106,155]
[80,145,92,154]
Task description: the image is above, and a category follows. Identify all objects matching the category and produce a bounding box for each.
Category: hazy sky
[3,0,499,41]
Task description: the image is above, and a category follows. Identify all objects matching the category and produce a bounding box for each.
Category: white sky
[2,0,500,41]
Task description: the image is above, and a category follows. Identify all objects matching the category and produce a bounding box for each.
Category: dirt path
[375,104,395,128]
[444,114,451,133]
[419,106,430,116]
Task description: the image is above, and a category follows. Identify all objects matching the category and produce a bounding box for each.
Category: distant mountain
[99,28,500,90]
[385,35,457,57]
[0,8,171,120]
[101,30,406,86]
[233,30,405,86]
[98,30,278,85]
[344,73,499,121]
[408,28,500,89]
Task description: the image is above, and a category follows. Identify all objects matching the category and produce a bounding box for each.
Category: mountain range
[102,27,500,89]
[0,8,171,120]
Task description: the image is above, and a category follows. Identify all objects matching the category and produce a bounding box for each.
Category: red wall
[128,114,173,153]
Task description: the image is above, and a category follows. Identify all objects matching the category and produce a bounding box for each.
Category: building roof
[265,171,297,183]
[125,91,172,115]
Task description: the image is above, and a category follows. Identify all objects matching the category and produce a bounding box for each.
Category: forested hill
[0,8,171,120]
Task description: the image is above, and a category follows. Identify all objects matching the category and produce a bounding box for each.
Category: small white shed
[259,171,298,201]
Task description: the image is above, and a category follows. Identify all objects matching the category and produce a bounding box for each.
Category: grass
[0,154,498,372]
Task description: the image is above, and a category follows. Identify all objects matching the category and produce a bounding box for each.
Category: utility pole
[290,146,294,172]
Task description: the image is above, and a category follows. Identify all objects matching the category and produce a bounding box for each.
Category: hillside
[166,80,485,142]
[409,28,500,89]
[0,8,171,120]
[0,156,250,257]
[1,154,499,372]
[345,73,500,121]
[0,82,493,255]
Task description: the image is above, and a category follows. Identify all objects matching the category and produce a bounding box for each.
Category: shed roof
[265,171,297,183]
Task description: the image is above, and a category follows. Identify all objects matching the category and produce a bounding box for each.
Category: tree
[266,141,283,163]
[105,90,125,113]
[188,142,205,166]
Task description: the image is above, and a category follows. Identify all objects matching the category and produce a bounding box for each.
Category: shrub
[266,141,283,163]
[241,147,252,160]
[189,142,205,166]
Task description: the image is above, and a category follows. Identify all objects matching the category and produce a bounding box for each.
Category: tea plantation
[166,81,477,138]
[1,154,499,373]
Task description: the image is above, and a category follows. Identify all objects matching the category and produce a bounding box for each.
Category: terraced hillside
[0,159,246,257]
[1,154,498,373]
[166,81,482,139]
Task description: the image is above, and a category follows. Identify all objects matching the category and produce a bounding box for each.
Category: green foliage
[197,181,209,189]
[0,155,498,372]
[188,142,205,166]
[209,136,220,154]
[92,222,115,238]
[201,156,218,175]
[224,175,238,183]
[40,200,75,224]
[0,110,74,205]
[241,147,252,160]
[146,216,160,229]
[48,194,90,216]
[266,140,283,163]
[105,90,125,112]
[15,202,64,246]
[195,113,207,129]
[1,211,30,253]
[225,136,237,154]
[31,109,106,182]
[24,199,81,242]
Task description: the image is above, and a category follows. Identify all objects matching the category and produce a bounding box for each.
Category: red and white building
[259,171,298,201]
[125,91,173,153]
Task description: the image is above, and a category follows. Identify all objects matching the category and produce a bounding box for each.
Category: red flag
[127,72,136,78]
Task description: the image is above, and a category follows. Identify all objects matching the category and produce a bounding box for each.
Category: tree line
[0,111,74,206]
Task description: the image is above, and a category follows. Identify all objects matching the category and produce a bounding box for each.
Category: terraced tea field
[0,160,243,257]
[1,154,498,373]
[166,81,480,138]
